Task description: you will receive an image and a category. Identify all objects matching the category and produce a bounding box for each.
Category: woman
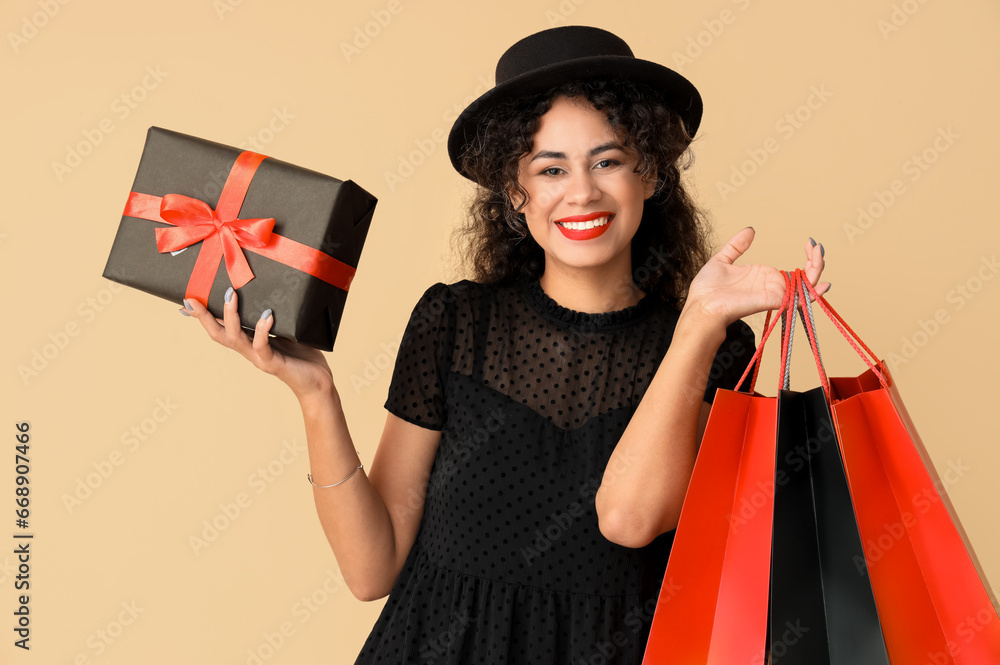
[181,25,828,664]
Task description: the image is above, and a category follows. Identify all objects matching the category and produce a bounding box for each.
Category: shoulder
[705,318,757,394]
[723,318,756,349]
[416,279,520,309]
[711,318,756,366]
[403,279,508,330]
[409,279,500,312]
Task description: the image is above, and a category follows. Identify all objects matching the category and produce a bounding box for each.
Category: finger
[802,237,826,290]
[711,226,755,265]
[802,277,832,299]
[252,308,277,366]
[184,297,227,344]
[804,237,824,270]
[789,239,825,302]
[222,287,245,342]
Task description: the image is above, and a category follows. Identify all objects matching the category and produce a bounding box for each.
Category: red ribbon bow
[154,194,275,289]
[122,149,357,306]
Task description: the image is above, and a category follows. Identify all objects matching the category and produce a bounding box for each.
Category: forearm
[297,387,399,601]
[594,308,727,548]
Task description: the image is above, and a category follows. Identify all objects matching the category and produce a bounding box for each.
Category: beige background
[3,0,998,662]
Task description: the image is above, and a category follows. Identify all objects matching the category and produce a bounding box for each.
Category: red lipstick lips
[554,212,615,241]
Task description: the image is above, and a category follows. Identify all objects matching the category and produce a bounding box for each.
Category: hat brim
[447,54,702,181]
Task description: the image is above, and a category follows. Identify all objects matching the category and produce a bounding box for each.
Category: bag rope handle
[794,269,888,389]
[733,268,888,396]
[792,270,833,400]
[734,271,795,394]
[778,271,800,391]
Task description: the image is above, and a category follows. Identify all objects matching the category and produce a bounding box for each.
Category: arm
[184,290,439,601]
[594,229,828,548]
[298,390,440,601]
[593,310,725,548]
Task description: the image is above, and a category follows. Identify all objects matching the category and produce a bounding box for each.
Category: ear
[642,173,657,200]
[507,185,525,211]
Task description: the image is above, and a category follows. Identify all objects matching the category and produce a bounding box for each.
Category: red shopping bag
[642,281,797,665]
[641,388,777,665]
[791,275,1000,665]
[644,269,1000,664]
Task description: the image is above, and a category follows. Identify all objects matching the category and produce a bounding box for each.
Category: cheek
[619,177,653,206]
[528,182,562,211]
[510,180,534,211]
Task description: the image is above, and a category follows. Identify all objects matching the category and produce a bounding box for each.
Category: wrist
[296,381,339,414]
[677,299,729,346]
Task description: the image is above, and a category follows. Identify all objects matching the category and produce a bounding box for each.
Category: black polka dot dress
[354,279,754,664]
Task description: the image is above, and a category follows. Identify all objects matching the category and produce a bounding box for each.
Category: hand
[683,227,830,328]
[181,288,336,401]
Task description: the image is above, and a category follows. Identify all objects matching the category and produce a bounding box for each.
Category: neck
[538,259,645,314]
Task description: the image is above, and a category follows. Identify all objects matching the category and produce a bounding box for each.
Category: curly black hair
[451,76,713,306]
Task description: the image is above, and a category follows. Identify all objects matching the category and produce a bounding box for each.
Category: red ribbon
[122,150,356,304]
[155,194,275,289]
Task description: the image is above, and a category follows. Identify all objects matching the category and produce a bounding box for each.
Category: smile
[554,212,615,240]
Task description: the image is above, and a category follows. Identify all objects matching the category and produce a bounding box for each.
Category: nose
[563,167,601,206]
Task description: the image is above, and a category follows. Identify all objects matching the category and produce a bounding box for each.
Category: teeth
[558,216,609,230]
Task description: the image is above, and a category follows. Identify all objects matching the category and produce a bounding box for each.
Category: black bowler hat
[447,25,703,182]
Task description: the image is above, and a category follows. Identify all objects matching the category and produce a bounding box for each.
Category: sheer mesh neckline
[518,278,660,331]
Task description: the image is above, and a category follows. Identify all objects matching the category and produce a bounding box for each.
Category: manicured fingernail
[819,243,825,258]
[182,299,193,311]
[178,307,191,317]
[225,287,234,303]
[809,237,817,247]
[825,283,832,293]
[260,308,272,321]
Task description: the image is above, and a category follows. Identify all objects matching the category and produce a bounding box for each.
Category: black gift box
[103,126,376,351]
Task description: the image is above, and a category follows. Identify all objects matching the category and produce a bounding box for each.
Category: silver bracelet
[307,452,363,488]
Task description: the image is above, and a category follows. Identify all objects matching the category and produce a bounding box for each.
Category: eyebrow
[527,141,626,163]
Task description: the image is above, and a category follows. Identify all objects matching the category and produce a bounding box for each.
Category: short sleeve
[383,282,456,431]
[703,319,757,404]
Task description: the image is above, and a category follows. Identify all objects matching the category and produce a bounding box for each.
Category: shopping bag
[769,273,889,664]
[797,273,1000,664]
[643,280,798,665]
[644,271,894,664]
[641,388,777,665]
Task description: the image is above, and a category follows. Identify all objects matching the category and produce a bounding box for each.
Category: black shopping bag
[770,387,889,664]
[768,275,889,665]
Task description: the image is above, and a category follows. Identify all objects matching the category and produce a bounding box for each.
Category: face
[511,95,656,276]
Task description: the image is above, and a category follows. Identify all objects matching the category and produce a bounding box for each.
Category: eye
[540,166,564,176]
[595,158,621,169]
